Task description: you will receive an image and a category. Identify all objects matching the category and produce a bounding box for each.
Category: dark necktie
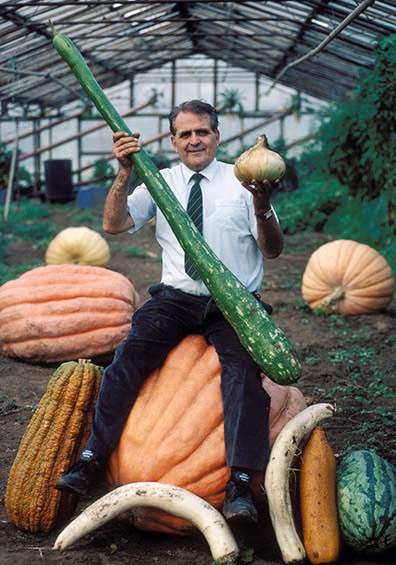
[185,173,204,280]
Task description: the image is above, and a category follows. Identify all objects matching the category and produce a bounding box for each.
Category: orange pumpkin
[107,334,306,534]
[302,240,394,315]
[0,264,139,363]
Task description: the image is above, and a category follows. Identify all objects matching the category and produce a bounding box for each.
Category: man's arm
[243,180,284,259]
[102,132,141,234]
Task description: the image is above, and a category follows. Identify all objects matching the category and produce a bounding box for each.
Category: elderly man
[56,99,283,524]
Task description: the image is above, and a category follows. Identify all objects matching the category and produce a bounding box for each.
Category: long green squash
[53,33,301,384]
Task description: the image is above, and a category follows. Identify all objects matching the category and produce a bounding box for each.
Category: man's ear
[215,129,220,144]
[170,135,177,149]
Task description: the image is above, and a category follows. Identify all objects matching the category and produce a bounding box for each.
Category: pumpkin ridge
[0,288,136,309]
[3,326,131,363]
[1,297,134,316]
[345,260,393,288]
[159,421,225,488]
[1,268,135,285]
[342,244,381,285]
[2,322,132,344]
[17,264,118,279]
[315,248,343,287]
[146,370,222,460]
[334,240,357,282]
[347,278,395,293]
[137,345,219,447]
[0,313,133,342]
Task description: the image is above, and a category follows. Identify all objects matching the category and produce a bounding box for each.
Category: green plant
[0,200,55,283]
[89,158,115,188]
[276,34,396,271]
[0,141,32,191]
[217,88,245,114]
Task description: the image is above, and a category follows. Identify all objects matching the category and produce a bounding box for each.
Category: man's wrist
[255,208,273,221]
[118,165,132,179]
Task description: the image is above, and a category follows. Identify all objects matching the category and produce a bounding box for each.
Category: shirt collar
[181,158,219,184]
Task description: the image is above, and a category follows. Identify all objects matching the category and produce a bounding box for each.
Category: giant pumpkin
[302,240,394,315]
[0,264,139,362]
[107,335,306,534]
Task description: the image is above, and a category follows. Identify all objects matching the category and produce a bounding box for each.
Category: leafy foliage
[275,34,396,271]
[0,200,54,284]
[0,141,32,191]
[217,88,245,114]
[319,35,396,208]
[89,158,115,188]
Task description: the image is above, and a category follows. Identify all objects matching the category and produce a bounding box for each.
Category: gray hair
[168,100,219,135]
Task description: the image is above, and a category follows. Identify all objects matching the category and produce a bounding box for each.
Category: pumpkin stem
[314,286,345,316]
[325,286,345,306]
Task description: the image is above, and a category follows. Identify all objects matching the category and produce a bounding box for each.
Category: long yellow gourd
[300,427,341,564]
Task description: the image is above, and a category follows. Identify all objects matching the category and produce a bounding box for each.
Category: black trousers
[86,284,272,471]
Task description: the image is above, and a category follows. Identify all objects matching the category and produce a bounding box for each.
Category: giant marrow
[52,33,301,385]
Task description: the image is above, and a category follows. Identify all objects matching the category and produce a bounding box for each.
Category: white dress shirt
[127,158,274,296]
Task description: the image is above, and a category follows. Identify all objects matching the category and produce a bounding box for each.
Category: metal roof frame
[0,0,395,113]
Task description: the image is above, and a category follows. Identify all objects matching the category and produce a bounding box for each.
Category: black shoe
[222,471,258,524]
[55,454,104,497]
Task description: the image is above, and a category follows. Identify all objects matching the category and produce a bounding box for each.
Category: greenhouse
[0,1,395,564]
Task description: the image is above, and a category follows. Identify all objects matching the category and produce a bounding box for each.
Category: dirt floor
[1,214,395,565]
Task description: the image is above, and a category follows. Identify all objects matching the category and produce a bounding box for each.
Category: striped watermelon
[337,449,396,553]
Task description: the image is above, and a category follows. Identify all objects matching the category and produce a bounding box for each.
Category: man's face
[171,111,220,171]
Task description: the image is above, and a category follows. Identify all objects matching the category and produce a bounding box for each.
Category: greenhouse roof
[0,0,395,112]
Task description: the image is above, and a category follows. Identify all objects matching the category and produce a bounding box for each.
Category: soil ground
[1,208,395,565]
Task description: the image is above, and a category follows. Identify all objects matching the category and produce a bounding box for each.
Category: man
[56,100,284,524]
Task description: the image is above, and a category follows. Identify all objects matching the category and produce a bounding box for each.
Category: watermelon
[337,449,396,553]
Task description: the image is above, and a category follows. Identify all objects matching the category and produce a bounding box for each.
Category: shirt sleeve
[127,184,156,233]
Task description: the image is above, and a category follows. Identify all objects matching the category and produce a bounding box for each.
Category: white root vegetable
[53,482,239,564]
[264,403,336,564]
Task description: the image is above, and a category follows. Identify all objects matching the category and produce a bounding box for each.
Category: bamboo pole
[4,122,19,221]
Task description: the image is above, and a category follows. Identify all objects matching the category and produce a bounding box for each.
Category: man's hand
[112,132,141,171]
[242,179,280,205]
[242,180,280,199]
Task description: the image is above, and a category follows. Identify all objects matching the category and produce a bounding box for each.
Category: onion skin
[234,135,286,183]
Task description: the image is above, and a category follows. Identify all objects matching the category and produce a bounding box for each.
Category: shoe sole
[223,510,258,524]
[54,478,87,497]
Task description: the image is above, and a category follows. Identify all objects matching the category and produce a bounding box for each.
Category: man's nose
[190,133,200,144]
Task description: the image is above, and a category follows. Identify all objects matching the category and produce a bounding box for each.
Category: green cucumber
[53,33,301,384]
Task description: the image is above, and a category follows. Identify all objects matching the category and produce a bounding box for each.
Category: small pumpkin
[45,226,111,266]
[107,334,306,534]
[0,264,139,362]
[5,359,102,533]
[302,239,394,315]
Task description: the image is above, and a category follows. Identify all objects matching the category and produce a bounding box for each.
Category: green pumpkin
[337,449,396,553]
